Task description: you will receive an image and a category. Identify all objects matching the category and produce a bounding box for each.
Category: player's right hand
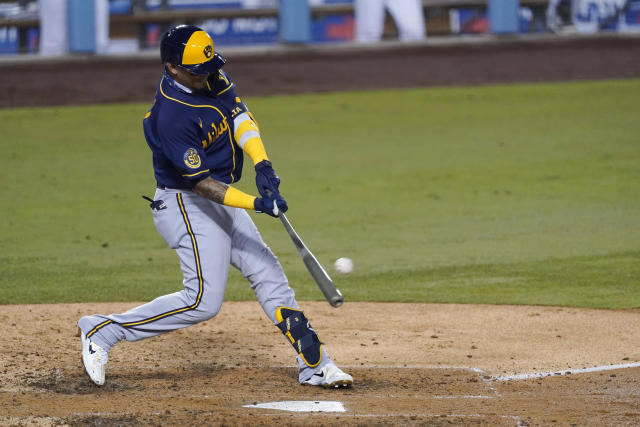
[254,194,288,217]
[255,160,281,199]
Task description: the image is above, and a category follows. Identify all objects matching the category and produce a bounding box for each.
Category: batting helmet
[160,25,226,75]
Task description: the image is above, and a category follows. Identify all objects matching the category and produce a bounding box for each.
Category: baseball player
[77,25,353,389]
[354,0,426,43]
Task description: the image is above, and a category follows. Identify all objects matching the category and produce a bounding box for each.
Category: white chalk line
[493,361,640,381]
[242,401,345,412]
[253,361,638,419]
[272,362,640,382]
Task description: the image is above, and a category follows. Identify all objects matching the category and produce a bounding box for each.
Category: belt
[157,183,190,191]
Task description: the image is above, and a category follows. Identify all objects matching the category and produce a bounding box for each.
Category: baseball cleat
[80,330,108,386]
[302,362,353,389]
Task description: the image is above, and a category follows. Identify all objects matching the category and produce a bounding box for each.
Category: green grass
[1,79,639,308]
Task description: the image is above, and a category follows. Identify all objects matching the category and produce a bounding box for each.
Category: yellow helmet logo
[181,30,215,65]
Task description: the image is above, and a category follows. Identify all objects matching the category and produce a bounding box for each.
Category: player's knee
[191,297,223,322]
[275,307,323,368]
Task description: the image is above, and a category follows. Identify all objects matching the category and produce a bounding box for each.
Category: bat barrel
[281,213,344,308]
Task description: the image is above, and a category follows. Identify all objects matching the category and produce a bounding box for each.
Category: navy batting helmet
[160,25,226,75]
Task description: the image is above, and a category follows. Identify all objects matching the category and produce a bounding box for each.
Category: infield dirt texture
[1,35,640,426]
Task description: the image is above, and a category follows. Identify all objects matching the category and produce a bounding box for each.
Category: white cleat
[302,362,353,389]
[80,330,108,386]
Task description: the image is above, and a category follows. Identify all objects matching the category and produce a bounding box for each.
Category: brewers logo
[203,45,213,59]
[183,148,202,169]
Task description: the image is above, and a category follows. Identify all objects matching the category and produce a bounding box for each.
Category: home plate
[242,400,346,412]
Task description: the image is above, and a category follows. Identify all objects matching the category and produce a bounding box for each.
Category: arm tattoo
[193,177,229,204]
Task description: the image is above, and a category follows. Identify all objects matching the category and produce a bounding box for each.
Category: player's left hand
[255,160,281,199]
[254,194,288,217]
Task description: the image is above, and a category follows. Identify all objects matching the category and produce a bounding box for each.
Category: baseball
[334,257,354,274]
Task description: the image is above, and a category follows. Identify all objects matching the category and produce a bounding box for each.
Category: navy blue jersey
[143,70,249,189]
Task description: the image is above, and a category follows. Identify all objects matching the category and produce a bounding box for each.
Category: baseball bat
[279,213,344,308]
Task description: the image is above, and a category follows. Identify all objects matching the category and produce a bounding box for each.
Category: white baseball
[334,257,354,274]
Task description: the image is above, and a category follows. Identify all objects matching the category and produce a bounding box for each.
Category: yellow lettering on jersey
[231,106,243,117]
[201,117,229,149]
[144,99,155,119]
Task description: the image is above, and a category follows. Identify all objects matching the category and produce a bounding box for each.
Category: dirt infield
[1,302,639,425]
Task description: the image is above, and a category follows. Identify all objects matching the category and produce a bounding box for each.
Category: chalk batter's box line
[348,362,640,383]
[493,361,640,381]
[272,362,640,382]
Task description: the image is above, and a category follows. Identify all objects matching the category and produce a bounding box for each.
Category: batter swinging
[77,25,353,389]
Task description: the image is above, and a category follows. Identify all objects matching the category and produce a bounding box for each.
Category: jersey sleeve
[207,70,250,116]
[207,70,236,97]
[161,117,211,183]
[233,111,267,164]
[207,70,267,164]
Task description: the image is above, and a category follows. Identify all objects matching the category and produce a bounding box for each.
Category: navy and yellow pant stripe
[86,194,203,339]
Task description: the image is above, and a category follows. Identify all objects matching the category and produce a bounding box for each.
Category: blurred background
[0,0,639,55]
